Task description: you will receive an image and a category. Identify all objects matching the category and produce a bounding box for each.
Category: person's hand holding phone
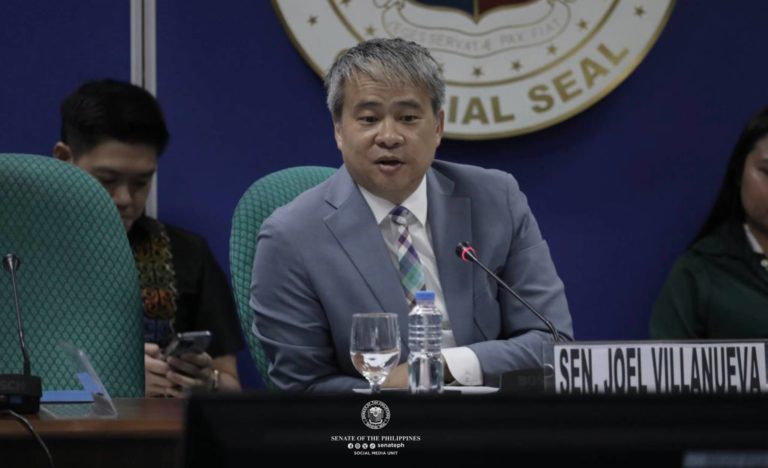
[165,350,216,390]
[162,331,218,393]
[144,342,183,398]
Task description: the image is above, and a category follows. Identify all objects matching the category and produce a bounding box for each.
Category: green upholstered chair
[0,154,144,397]
[230,166,336,388]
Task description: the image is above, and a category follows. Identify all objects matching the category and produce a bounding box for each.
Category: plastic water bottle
[408,290,443,394]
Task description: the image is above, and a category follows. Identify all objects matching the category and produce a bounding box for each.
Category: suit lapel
[427,168,474,346]
[323,168,410,327]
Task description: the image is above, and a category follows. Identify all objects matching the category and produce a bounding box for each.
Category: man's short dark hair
[60,79,170,157]
[324,38,445,122]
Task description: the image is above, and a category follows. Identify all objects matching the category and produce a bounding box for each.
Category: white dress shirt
[358,177,482,385]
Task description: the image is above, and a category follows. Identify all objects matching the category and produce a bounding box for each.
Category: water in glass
[349,312,400,393]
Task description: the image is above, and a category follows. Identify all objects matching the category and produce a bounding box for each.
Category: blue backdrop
[2,1,767,387]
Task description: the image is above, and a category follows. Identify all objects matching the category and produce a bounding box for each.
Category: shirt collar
[744,223,765,254]
[358,175,428,227]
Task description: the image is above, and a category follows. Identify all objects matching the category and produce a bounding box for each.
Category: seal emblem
[273,0,675,139]
[361,400,391,429]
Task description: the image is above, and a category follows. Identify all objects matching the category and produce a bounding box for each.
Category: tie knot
[390,205,412,227]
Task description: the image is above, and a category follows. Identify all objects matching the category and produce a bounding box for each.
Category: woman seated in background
[650,106,768,338]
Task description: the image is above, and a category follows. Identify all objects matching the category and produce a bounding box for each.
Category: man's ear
[52,142,74,163]
[334,122,343,151]
[435,109,445,147]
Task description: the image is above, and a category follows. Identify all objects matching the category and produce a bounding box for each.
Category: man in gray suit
[250,38,573,392]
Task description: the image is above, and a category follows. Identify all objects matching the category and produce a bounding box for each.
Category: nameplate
[553,341,768,395]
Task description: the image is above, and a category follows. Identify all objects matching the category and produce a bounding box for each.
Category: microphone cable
[0,409,54,468]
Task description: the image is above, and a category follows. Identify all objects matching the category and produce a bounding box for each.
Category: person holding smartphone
[54,79,244,397]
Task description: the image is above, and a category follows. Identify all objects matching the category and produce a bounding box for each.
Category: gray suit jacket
[250,160,573,392]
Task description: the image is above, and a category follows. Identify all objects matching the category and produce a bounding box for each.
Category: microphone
[1,253,42,413]
[455,242,564,342]
[3,254,31,375]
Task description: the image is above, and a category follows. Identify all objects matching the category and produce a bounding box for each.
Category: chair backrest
[0,154,144,397]
[230,166,336,388]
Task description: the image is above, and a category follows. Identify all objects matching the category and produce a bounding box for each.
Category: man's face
[334,74,444,205]
[54,140,157,231]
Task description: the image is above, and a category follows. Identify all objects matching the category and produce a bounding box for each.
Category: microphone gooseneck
[4,253,32,375]
[455,242,564,343]
[0,252,41,414]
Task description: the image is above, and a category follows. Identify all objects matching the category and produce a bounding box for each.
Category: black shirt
[129,216,244,358]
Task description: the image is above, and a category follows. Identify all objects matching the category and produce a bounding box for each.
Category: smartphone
[163,330,212,358]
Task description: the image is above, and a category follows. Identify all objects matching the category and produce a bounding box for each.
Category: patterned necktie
[390,205,426,305]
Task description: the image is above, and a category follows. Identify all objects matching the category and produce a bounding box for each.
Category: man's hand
[382,359,452,388]
[165,351,217,391]
[443,355,453,382]
[145,343,182,398]
[145,343,219,397]
[382,362,408,389]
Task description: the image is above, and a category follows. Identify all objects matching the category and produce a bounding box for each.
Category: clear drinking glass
[350,312,401,394]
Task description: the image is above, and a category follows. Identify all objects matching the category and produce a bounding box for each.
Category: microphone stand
[456,242,567,393]
[457,243,564,342]
[1,254,42,413]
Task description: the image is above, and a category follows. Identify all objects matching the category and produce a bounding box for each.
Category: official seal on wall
[273,0,674,139]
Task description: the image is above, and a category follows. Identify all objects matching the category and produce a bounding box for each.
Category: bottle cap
[415,290,436,302]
